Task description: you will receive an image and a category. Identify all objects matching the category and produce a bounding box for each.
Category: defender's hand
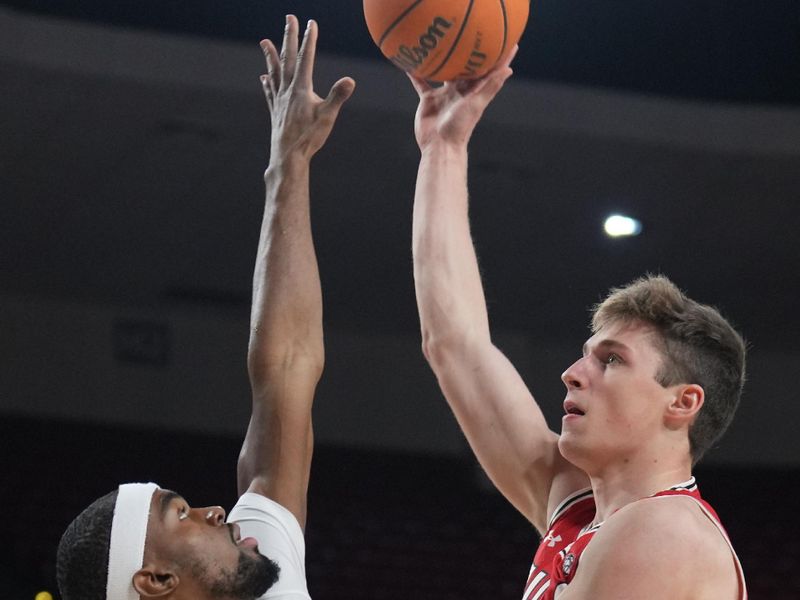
[260,16,355,165]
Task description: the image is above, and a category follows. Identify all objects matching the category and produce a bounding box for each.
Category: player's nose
[561,357,586,390]
[202,506,226,525]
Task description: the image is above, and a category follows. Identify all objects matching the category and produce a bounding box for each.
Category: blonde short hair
[592,275,746,464]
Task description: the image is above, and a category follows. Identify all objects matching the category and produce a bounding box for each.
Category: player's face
[558,320,677,472]
[143,489,279,599]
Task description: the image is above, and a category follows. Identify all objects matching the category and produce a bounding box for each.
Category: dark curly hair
[56,489,118,600]
[592,274,746,465]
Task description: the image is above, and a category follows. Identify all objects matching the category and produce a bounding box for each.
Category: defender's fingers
[260,39,279,96]
[259,75,273,110]
[260,38,279,71]
[279,14,299,91]
[323,77,356,114]
[294,19,318,91]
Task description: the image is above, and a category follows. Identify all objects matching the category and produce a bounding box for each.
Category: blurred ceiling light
[604,214,642,237]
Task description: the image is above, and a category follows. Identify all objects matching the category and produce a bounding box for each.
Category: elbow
[247,345,324,390]
[420,327,478,372]
[417,302,491,370]
[420,330,443,366]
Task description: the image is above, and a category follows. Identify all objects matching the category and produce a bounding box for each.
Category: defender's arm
[237,16,354,529]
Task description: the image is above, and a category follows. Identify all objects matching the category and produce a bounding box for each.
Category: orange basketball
[363,0,530,82]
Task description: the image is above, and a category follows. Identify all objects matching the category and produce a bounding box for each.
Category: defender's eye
[178,507,189,521]
[605,353,622,365]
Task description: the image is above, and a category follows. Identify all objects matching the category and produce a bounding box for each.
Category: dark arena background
[2,1,799,598]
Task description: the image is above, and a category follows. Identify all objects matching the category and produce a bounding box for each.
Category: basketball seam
[425,0,475,80]
[498,0,508,58]
[378,0,426,48]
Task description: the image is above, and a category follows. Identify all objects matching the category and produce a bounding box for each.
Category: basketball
[363,0,530,82]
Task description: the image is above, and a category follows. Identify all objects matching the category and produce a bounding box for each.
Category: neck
[587,458,693,524]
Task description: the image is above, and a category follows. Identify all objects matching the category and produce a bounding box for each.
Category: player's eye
[178,507,189,521]
[605,353,622,365]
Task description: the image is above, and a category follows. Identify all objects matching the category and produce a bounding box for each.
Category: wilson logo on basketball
[389,16,454,72]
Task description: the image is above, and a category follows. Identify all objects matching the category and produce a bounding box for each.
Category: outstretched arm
[237,15,354,529]
[410,51,587,532]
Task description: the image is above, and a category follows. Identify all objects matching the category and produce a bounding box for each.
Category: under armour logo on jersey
[543,531,562,547]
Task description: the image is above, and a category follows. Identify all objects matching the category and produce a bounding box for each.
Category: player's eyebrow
[158,490,182,521]
[582,339,631,356]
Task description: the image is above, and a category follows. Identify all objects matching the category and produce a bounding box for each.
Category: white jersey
[228,493,311,599]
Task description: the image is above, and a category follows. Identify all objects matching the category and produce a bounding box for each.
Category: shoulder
[562,496,735,599]
[229,494,311,599]
[599,494,720,554]
[229,492,305,539]
[595,496,728,568]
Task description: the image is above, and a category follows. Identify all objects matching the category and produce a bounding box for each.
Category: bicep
[430,340,586,529]
[238,362,319,528]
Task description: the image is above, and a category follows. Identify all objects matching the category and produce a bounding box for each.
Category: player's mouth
[228,523,259,549]
[563,399,586,419]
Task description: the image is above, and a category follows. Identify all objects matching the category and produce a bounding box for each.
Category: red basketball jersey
[522,477,747,600]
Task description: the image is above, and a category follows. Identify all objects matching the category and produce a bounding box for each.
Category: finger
[325,77,356,107]
[458,48,515,96]
[259,74,273,111]
[406,72,433,97]
[453,77,485,96]
[452,45,517,96]
[260,39,279,96]
[279,14,299,91]
[496,44,519,70]
[320,77,356,123]
[473,64,513,103]
[317,77,356,129]
[294,19,317,91]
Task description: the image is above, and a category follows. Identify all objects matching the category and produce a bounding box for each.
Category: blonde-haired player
[408,49,747,599]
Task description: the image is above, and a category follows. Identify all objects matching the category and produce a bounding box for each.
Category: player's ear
[665,384,704,426]
[133,564,179,598]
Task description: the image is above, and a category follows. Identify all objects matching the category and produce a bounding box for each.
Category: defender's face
[558,320,675,472]
[143,489,272,598]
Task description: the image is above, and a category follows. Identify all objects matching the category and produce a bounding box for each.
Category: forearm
[413,140,491,359]
[248,157,324,389]
[412,140,568,529]
[239,157,322,513]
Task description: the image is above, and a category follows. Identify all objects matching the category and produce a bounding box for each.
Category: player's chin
[254,553,282,595]
[557,431,584,459]
[559,422,580,442]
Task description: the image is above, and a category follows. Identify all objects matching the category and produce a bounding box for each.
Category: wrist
[264,154,310,182]
[419,139,469,166]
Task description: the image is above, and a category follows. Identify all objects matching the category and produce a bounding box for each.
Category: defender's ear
[132,564,179,598]
[665,384,704,427]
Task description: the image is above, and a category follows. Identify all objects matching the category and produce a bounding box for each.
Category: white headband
[107,483,160,600]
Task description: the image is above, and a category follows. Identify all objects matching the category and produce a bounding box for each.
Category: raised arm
[237,16,354,529]
[410,52,587,532]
